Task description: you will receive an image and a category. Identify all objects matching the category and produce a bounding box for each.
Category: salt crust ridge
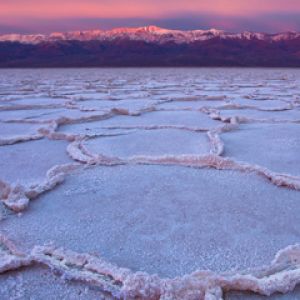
[1,234,300,300]
[0,164,80,212]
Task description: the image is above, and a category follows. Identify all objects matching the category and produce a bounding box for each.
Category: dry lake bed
[0,68,300,299]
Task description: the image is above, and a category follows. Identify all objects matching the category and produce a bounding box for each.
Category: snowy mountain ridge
[1,26,299,44]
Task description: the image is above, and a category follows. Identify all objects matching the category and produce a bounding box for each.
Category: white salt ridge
[0,163,80,212]
[130,155,300,191]
[0,265,108,300]
[1,210,300,299]
[0,138,79,211]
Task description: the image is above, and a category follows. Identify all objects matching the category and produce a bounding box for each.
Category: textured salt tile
[0,108,64,121]
[219,108,300,121]
[0,93,45,100]
[230,98,289,109]
[63,91,110,100]
[75,99,158,112]
[58,121,134,137]
[83,110,220,129]
[226,287,300,300]
[157,99,228,110]
[2,165,300,278]
[59,110,221,136]
[0,107,106,122]
[67,88,150,100]
[0,265,111,300]
[9,96,69,106]
[222,123,300,176]
[82,129,211,158]
[0,139,72,185]
[0,122,42,139]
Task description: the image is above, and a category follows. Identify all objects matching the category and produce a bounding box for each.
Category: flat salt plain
[0,68,300,300]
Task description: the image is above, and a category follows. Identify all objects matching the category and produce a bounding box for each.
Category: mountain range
[0,26,299,67]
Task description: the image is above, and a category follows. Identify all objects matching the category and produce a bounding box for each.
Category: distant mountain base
[0,38,300,67]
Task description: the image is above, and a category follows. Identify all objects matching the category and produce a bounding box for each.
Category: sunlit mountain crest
[0,26,299,44]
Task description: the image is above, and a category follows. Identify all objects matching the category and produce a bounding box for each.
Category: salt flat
[0,68,300,300]
[82,129,211,158]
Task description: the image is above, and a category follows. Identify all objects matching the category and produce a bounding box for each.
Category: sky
[0,0,299,34]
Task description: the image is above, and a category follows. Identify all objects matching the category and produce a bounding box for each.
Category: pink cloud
[0,0,299,33]
[0,0,299,19]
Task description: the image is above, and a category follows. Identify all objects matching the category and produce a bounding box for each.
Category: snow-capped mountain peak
[0,26,299,44]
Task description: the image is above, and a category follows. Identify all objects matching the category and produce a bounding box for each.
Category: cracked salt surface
[59,110,222,134]
[2,165,300,278]
[0,68,300,299]
[2,164,300,278]
[226,288,300,300]
[75,99,160,113]
[157,99,229,110]
[0,122,43,140]
[5,96,69,106]
[0,139,72,185]
[218,108,300,122]
[0,265,112,300]
[82,129,211,158]
[0,107,108,123]
[222,123,300,176]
